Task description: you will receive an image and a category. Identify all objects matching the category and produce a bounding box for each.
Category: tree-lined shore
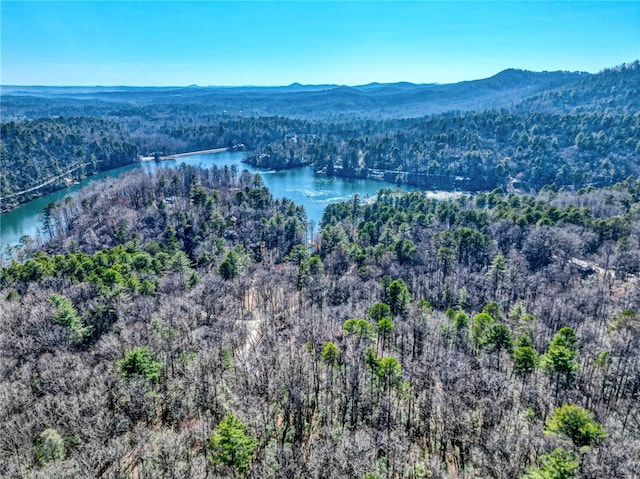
[2,62,638,211]
[1,166,638,477]
[1,61,639,478]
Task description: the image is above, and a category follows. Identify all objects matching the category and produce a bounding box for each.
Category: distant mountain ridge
[1,62,637,119]
[1,61,638,209]
[0,68,586,93]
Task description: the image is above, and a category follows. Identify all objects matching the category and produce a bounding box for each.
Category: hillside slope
[1,168,638,477]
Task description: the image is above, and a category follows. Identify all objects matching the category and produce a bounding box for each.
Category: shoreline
[140,147,229,162]
[1,148,235,214]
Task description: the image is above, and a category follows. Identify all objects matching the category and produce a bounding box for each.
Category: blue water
[1,151,437,251]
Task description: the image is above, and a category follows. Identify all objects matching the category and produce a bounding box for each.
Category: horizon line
[0,67,591,90]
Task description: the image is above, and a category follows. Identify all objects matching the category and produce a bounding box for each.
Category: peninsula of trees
[1,166,638,477]
[1,62,639,209]
[0,61,638,478]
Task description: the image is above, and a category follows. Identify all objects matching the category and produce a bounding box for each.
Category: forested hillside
[245,63,640,191]
[246,108,640,191]
[517,61,640,114]
[0,117,138,210]
[1,60,638,478]
[1,168,638,478]
[1,63,638,211]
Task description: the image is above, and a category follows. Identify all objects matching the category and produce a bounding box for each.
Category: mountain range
[2,61,638,119]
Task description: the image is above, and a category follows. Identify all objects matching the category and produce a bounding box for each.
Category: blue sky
[2,1,639,86]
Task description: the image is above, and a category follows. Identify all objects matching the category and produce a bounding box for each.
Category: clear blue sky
[2,1,639,86]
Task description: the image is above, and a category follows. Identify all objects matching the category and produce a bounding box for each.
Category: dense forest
[245,108,640,191]
[0,117,138,211]
[244,63,640,191]
[1,61,639,478]
[1,166,638,477]
[2,62,639,210]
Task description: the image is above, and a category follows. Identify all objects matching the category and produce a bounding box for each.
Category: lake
[1,151,457,252]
